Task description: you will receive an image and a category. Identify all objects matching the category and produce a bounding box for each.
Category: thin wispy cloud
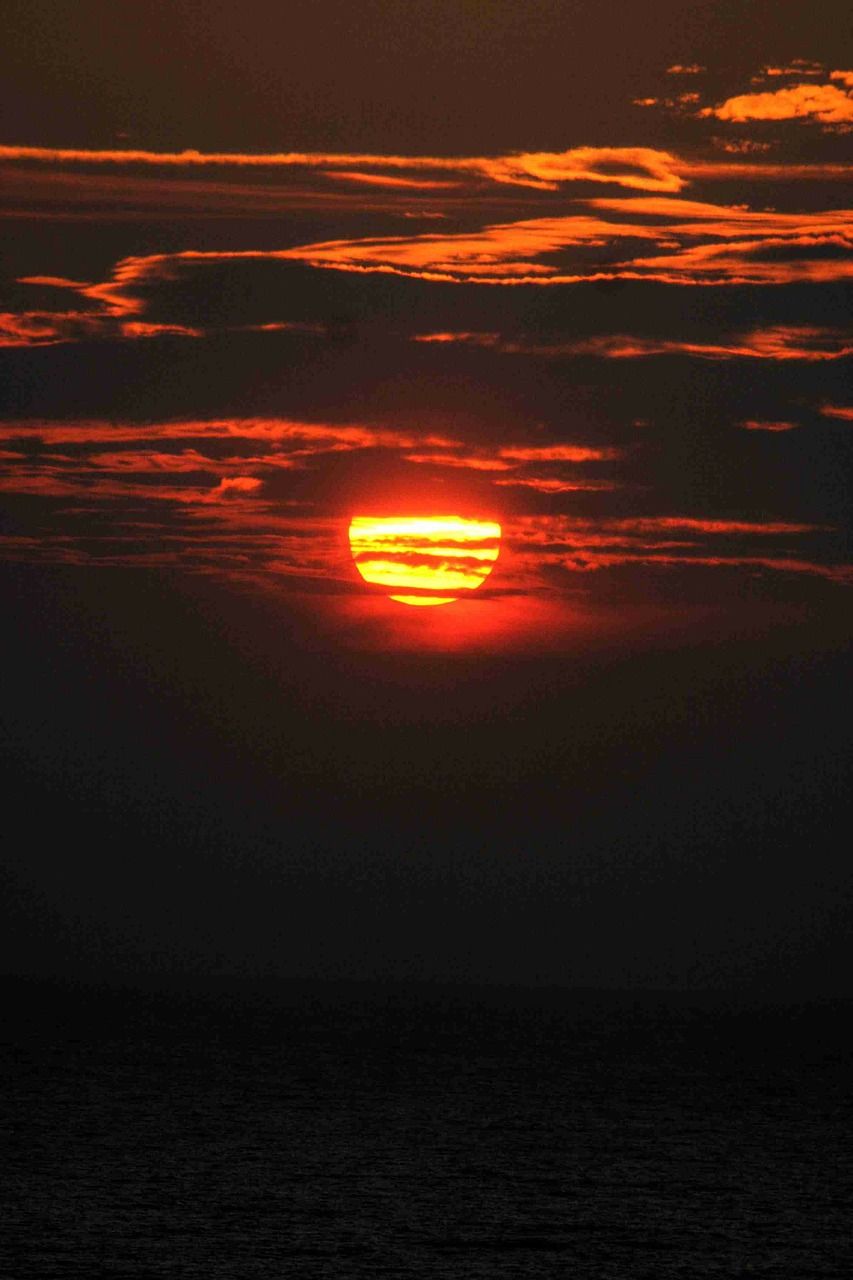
[8,195,844,340]
[739,420,798,432]
[0,144,691,193]
[510,516,851,586]
[758,61,825,79]
[412,326,852,361]
[0,415,848,592]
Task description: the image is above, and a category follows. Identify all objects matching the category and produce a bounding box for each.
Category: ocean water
[3,982,852,1277]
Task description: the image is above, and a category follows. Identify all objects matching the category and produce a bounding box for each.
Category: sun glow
[348,515,502,605]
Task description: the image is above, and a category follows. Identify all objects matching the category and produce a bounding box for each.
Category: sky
[2,0,851,993]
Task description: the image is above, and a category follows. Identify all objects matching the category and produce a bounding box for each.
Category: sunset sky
[2,0,851,992]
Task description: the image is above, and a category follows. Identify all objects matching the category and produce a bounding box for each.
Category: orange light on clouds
[348,515,501,606]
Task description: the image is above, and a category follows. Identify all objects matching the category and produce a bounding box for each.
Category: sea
[2,979,851,1277]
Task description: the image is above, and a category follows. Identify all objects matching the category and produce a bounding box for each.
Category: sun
[348,515,502,605]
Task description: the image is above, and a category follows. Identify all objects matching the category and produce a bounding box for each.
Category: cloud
[494,477,618,493]
[277,195,853,286]
[499,445,620,463]
[0,415,848,592]
[700,80,853,128]
[209,476,264,497]
[710,138,775,154]
[666,64,705,75]
[0,418,619,492]
[761,61,825,78]
[4,185,851,351]
[739,420,798,432]
[0,143,689,194]
[320,170,460,190]
[402,442,619,475]
[510,515,851,586]
[411,326,852,361]
[0,417,459,452]
[3,143,853,348]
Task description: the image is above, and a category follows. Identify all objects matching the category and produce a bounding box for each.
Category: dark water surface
[3,981,852,1277]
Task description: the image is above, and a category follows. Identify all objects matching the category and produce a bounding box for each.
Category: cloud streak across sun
[0,413,848,596]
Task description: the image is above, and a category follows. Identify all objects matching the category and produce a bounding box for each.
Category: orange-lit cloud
[411,326,851,362]
[0,415,848,592]
[820,405,853,422]
[277,197,853,286]
[760,61,825,78]
[403,452,515,471]
[2,157,852,349]
[508,515,850,586]
[494,477,618,493]
[667,64,705,75]
[700,80,853,127]
[402,442,620,476]
[0,417,458,451]
[0,144,689,193]
[499,445,619,463]
[321,170,459,190]
[0,417,617,483]
[740,420,798,432]
[710,138,775,154]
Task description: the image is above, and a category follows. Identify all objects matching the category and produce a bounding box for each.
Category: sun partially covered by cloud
[0,412,849,598]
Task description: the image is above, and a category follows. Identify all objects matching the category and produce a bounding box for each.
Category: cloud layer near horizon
[0,413,849,595]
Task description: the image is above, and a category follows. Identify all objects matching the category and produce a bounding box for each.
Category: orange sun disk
[348,515,502,605]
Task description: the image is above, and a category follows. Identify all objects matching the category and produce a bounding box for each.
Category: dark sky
[1,0,851,992]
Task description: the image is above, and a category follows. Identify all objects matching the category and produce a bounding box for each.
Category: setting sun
[348,515,502,605]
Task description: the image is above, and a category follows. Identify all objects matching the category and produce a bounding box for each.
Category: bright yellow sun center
[348,515,502,605]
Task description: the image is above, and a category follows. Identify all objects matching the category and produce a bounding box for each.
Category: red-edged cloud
[0,415,848,591]
[739,420,798,432]
[411,326,851,361]
[509,515,850,587]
